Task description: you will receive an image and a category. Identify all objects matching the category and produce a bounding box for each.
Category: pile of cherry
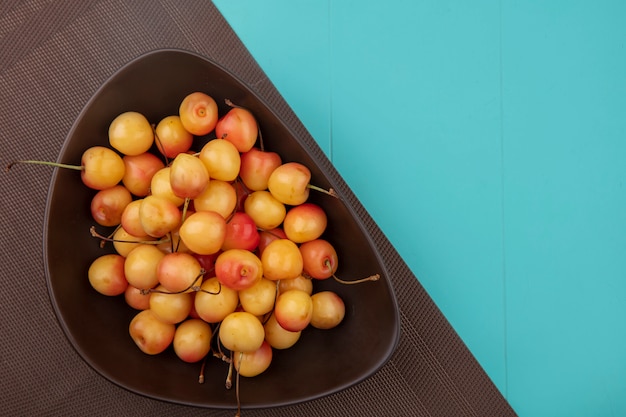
[12,92,380,388]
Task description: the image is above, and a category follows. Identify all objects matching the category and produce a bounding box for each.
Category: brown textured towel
[0,1,516,416]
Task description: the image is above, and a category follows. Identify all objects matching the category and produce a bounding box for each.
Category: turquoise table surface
[214,1,626,416]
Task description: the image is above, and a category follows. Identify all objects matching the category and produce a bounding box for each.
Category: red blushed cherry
[233,339,273,377]
[239,147,282,191]
[222,212,260,251]
[214,249,263,291]
[283,202,328,243]
[122,152,165,197]
[155,115,194,159]
[191,252,219,276]
[215,106,258,153]
[90,184,133,227]
[299,238,338,280]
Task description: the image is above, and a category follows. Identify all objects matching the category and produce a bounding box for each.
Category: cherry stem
[213,350,230,363]
[235,351,243,417]
[257,125,265,152]
[257,282,280,326]
[225,98,238,108]
[200,280,222,295]
[165,232,174,254]
[181,198,190,222]
[99,225,122,248]
[177,198,191,253]
[198,356,207,384]
[6,160,83,172]
[89,226,171,246]
[152,125,169,166]
[225,356,233,390]
[211,322,231,364]
[307,183,338,198]
[139,269,208,295]
[332,273,381,285]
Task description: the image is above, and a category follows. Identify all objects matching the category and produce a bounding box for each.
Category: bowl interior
[44,49,400,409]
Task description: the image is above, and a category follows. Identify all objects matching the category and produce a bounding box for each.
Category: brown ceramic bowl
[44,49,400,409]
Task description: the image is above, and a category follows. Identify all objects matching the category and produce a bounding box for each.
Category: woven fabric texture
[0,1,517,416]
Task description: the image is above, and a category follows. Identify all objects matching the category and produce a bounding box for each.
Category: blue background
[214,1,626,416]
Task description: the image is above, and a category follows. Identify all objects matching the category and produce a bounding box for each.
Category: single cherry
[7,145,125,190]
